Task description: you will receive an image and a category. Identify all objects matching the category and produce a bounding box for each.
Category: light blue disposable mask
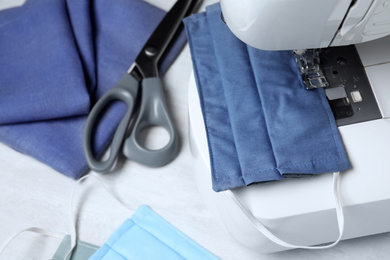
[89,205,218,260]
[0,175,218,259]
[89,205,219,260]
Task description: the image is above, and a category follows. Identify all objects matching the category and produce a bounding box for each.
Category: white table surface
[1,0,390,259]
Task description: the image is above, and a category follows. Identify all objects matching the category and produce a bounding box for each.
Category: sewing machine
[188,0,390,253]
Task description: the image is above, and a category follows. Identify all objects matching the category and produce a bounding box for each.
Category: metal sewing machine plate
[295,45,382,126]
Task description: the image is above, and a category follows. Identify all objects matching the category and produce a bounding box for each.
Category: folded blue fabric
[0,0,186,178]
[184,4,351,192]
[0,0,90,124]
[89,205,219,260]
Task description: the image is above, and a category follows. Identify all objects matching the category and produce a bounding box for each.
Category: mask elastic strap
[65,173,135,259]
[0,173,135,259]
[0,227,65,257]
[224,171,344,250]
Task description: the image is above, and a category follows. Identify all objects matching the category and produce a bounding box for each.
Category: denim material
[0,0,186,179]
[183,12,245,190]
[0,0,90,124]
[89,205,219,260]
[184,4,350,192]
[206,6,283,186]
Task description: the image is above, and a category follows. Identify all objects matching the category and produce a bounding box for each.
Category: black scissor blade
[159,0,202,65]
[135,0,193,77]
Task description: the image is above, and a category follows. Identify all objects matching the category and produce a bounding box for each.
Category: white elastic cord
[225,171,344,250]
[0,173,133,260]
[65,173,135,259]
[0,227,65,257]
[64,174,89,260]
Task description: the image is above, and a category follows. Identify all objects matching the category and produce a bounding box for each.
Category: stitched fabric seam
[133,209,186,259]
[278,156,342,170]
[186,6,348,190]
[206,8,245,184]
[185,16,221,183]
[240,155,344,178]
[259,52,343,169]
[103,244,129,260]
[135,225,186,259]
[76,241,100,250]
[244,44,279,173]
[317,88,342,158]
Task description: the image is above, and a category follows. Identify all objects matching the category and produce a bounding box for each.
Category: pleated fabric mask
[184,4,350,192]
[89,205,219,260]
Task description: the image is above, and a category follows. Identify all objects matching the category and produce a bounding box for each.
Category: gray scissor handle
[123,77,178,167]
[83,74,139,173]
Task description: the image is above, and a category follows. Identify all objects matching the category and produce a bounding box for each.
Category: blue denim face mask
[89,205,219,260]
[184,4,350,192]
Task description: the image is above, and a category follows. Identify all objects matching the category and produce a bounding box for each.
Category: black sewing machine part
[320,45,382,126]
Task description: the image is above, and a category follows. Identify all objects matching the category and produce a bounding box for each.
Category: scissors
[83,0,198,173]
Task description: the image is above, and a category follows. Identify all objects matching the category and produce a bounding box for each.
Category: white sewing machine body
[220,0,390,50]
[188,0,390,253]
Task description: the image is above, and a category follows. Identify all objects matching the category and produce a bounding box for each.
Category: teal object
[52,235,99,260]
[89,205,219,260]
